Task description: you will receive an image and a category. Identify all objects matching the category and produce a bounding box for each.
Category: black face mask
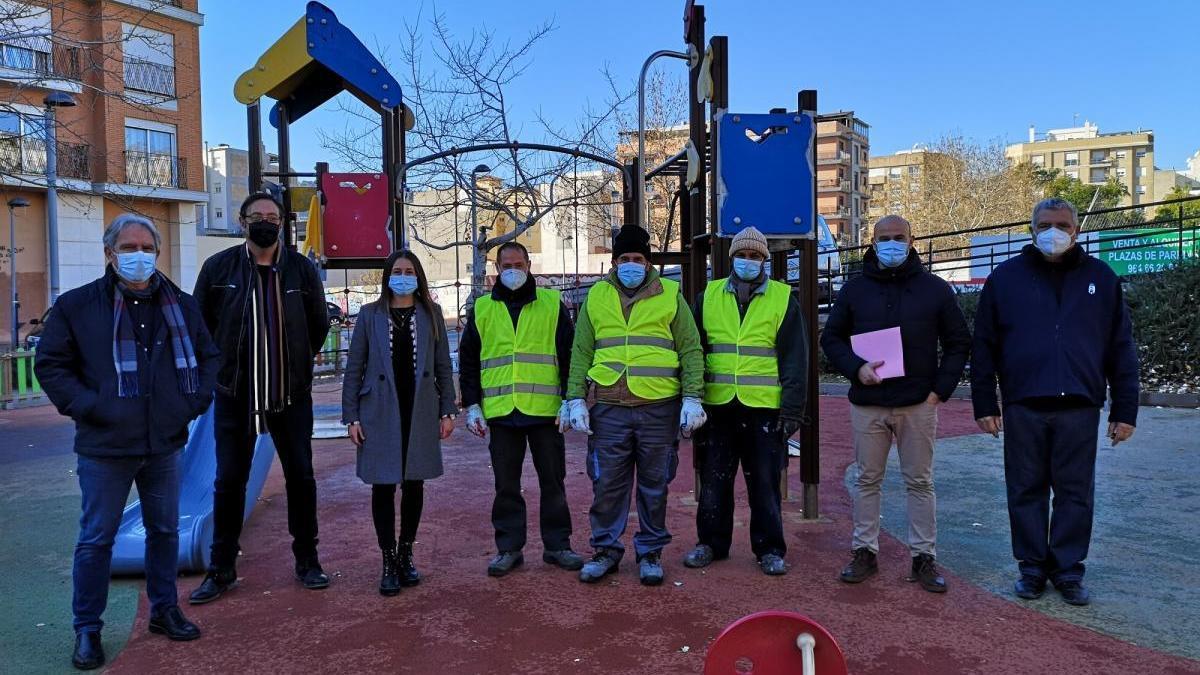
[247,221,280,248]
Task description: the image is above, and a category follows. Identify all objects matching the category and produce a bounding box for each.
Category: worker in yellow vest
[684,227,808,576]
[459,241,583,578]
[565,224,706,586]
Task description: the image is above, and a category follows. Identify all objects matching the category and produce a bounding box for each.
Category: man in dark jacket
[188,193,331,604]
[685,226,808,576]
[821,215,971,593]
[36,214,218,670]
[459,241,582,577]
[972,197,1138,607]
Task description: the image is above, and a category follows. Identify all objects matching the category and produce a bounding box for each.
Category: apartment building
[866,148,933,222]
[816,111,870,245]
[202,143,282,235]
[1005,122,1155,205]
[0,0,205,345]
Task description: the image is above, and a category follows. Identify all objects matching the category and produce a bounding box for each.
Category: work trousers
[489,422,572,552]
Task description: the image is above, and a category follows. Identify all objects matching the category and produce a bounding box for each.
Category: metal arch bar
[401,142,629,176]
[638,49,691,229]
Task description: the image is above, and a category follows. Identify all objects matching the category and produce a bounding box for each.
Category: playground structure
[112,0,836,661]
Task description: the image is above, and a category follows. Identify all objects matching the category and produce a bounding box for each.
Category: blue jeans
[74,451,180,634]
[586,401,681,560]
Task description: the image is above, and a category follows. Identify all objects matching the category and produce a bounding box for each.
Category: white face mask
[1034,227,1073,257]
[499,268,527,291]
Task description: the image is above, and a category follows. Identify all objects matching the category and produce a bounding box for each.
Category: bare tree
[878,135,1042,247]
[317,8,632,298]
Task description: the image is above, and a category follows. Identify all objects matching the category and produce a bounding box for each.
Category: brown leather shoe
[909,553,947,593]
[839,548,878,583]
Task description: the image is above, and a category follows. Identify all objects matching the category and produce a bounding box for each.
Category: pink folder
[850,327,905,380]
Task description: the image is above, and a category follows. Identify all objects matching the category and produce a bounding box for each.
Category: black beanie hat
[613,224,652,259]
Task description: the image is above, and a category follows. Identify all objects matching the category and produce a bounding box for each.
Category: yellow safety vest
[475,287,562,419]
[586,278,681,401]
[702,277,789,409]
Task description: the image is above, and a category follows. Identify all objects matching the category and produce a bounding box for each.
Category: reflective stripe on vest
[586,278,681,401]
[476,287,562,419]
[701,277,789,408]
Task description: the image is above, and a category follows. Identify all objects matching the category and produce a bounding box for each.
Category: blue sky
[199,0,1199,174]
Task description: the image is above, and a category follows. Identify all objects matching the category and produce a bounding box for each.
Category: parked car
[326,301,347,327]
[23,307,52,350]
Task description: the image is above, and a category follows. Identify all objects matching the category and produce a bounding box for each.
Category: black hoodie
[820,248,972,407]
[458,275,575,426]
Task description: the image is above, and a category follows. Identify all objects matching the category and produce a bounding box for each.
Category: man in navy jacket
[36,214,218,669]
[972,197,1139,607]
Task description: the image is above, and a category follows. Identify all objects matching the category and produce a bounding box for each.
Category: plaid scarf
[112,273,200,398]
[249,248,289,433]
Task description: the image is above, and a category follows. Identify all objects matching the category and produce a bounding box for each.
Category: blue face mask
[875,240,909,268]
[616,262,647,288]
[115,251,156,283]
[732,257,764,281]
[388,274,418,296]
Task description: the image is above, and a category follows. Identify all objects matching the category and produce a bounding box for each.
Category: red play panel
[321,172,391,259]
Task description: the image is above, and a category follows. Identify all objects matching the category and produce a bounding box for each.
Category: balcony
[123,57,176,97]
[820,208,852,220]
[124,151,186,188]
[0,137,91,179]
[817,177,850,192]
[1090,157,1112,167]
[817,150,851,165]
[0,42,83,81]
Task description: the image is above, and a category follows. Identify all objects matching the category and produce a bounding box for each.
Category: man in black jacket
[685,227,808,576]
[188,193,331,604]
[459,241,582,577]
[36,214,218,669]
[821,215,971,593]
[972,197,1138,607]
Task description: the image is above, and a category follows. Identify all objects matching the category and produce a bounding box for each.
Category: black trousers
[371,482,424,549]
[210,390,318,571]
[694,402,787,559]
[1002,403,1100,584]
[489,422,572,552]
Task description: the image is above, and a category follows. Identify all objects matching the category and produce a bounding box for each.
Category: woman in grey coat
[342,250,457,596]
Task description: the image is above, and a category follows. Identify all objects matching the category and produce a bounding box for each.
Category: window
[1031,154,1045,166]
[1137,166,1147,177]
[908,165,920,176]
[1066,170,1078,180]
[1136,185,1146,194]
[1135,147,1148,158]
[1116,168,1127,178]
[0,5,53,76]
[0,107,46,174]
[1064,152,1079,167]
[888,167,902,178]
[214,208,223,219]
[214,184,221,193]
[122,24,175,97]
[124,122,178,186]
[1115,150,1127,160]
[1090,150,1107,163]
[1089,168,1107,184]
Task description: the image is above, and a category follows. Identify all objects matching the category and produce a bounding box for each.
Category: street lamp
[469,164,491,295]
[7,197,30,351]
[43,91,77,305]
[610,189,621,246]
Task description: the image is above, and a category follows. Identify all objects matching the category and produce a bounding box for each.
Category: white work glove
[567,398,592,435]
[466,404,488,438]
[556,400,571,434]
[679,397,708,437]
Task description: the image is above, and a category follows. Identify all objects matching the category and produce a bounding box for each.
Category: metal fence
[821,196,1200,292]
[0,138,91,180]
[124,151,186,187]
[0,350,42,408]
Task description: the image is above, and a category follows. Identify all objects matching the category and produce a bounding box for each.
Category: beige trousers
[849,400,938,557]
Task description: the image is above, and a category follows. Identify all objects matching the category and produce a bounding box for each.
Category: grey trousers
[850,400,938,557]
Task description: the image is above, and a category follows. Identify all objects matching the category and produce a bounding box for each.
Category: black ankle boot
[397,542,420,587]
[379,545,400,596]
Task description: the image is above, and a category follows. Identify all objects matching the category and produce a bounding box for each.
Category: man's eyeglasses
[244,215,281,225]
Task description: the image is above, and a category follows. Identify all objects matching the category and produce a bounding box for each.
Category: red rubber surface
[110,397,1200,674]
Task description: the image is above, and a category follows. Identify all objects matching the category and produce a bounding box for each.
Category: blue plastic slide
[109,405,279,575]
